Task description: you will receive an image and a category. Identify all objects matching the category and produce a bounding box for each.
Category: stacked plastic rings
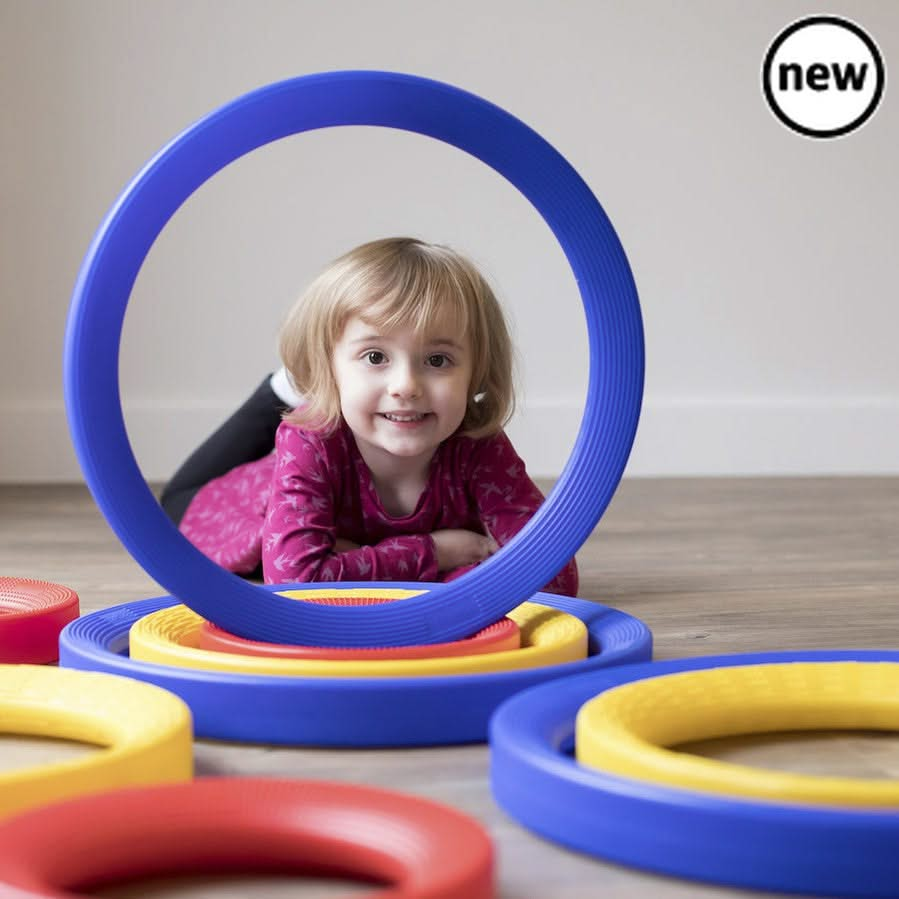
[489,650,899,898]
[63,69,644,648]
[0,577,80,663]
[0,665,192,820]
[199,587,522,660]
[0,778,494,898]
[59,587,653,746]
[130,601,586,678]
[575,660,899,807]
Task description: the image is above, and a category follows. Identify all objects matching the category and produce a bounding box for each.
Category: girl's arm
[465,431,579,596]
[261,426,439,584]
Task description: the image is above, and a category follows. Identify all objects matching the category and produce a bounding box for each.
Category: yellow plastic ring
[129,602,587,678]
[0,664,193,820]
[576,661,899,807]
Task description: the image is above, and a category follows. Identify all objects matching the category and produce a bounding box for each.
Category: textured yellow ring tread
[576,661,899,807]
[0,664,193,819]
[129,602,587,677]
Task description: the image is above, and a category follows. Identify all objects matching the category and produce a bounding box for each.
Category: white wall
[1,0,896,483]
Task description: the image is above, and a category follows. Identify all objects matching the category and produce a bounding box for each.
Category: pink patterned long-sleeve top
[179,419,578,595]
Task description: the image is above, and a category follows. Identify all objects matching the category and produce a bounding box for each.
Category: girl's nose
[388,362,421,399]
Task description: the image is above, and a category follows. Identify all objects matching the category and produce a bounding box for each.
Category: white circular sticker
[762,15,886,138]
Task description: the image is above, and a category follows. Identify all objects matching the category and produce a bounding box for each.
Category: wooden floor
[1,478,898,898]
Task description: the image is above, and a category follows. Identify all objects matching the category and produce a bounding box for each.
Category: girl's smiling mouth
[380,412,431,424]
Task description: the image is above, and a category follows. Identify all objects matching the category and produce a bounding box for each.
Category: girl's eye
[365,351,386,365]
[426,354,451,368]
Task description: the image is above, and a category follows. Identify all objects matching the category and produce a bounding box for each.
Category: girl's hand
[431,529,498,572]
[333,538,361,553]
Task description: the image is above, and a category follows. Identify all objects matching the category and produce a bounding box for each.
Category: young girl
[162,238,578,595]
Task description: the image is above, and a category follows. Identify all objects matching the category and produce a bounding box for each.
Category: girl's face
[332,314,472,470]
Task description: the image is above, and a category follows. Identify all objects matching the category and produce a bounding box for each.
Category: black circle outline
[761,15,886,138]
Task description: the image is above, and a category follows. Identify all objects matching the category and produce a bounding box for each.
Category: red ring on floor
[0,778,494,898]
[0,577,80,663]
[199,597,521,660]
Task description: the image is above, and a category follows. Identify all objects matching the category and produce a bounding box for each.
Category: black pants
[160,376,287,526]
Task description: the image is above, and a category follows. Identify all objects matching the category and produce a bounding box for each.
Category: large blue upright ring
[64,70,644,647]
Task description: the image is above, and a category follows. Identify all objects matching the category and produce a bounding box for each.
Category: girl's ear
[472,391,486,403]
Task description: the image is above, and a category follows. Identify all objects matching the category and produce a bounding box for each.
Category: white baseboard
[511,396,899,477]
[3,396,898,483]
[629,396,899,477]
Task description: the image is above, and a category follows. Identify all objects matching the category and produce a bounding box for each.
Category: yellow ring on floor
[576,662,899,808]
[129,602,587,677]
[0,664,193,819]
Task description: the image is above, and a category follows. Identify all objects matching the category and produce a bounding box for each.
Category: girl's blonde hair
[279,237,515,439]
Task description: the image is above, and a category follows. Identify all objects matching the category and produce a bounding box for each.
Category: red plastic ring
[0,578,80,663]
[200,591,520,660]
[200,615,521,661]
[0,778,494,898]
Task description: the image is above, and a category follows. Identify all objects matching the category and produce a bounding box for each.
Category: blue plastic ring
[58,589,651,746]
[489,651,899,897]
[64,70,644,647]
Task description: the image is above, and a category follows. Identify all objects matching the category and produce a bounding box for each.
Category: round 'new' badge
[762,16,886,138]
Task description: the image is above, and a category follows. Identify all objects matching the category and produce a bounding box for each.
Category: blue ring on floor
[58,589,651,747]
[63,70,644,648]
[489,651,899,897]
